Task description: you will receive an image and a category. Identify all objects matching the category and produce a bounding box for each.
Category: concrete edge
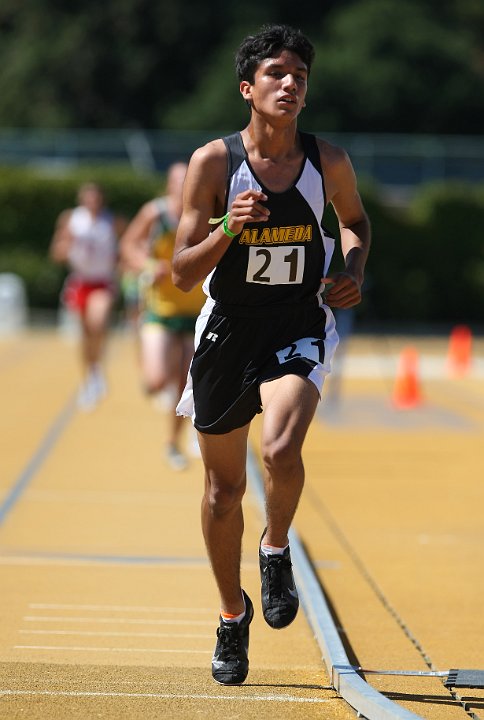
[246,444,424,720]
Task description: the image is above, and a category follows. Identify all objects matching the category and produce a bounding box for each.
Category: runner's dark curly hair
[235,24,315,83]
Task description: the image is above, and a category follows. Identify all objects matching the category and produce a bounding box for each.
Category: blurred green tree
[306,0,484,133]
[165,0,484,133]
[0,0,229,128]
[0,0,482,133]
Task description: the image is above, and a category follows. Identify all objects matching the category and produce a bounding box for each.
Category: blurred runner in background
[121,162,205,470]
[49,182,125,410]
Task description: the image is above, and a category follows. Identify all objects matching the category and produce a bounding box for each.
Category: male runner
[173,24,371,684]
[121,163,205,469]
[50,183,124,410]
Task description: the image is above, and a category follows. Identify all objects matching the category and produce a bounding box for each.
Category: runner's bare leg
[198,424,251,615]
[260,374,319,547]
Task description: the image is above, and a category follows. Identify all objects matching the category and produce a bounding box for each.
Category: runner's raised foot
[259,528,299,629]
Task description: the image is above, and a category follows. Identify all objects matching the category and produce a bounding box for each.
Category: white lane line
[14,645,211,655]
[23,616,213,626]
[0,689,332,703]
[19,630,213,639]
[0,556,211,569]
[29,603,213,613]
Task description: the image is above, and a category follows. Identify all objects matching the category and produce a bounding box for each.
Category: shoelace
[267,555,292,597]
[216,623,241,659]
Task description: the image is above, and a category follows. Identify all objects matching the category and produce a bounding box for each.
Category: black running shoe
[211,590,254,685]
[259,529,299,629]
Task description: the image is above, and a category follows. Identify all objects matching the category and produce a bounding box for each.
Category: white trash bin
[0,273,28,334]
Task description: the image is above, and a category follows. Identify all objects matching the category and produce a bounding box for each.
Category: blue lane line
[0,396,76,528]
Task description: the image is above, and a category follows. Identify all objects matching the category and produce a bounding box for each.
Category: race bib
[246,246,304,285]
[276,337,324,365]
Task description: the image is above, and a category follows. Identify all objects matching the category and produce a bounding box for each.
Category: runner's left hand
[321,272,362,308]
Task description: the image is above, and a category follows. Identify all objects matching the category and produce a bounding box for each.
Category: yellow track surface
[1,329,483,720]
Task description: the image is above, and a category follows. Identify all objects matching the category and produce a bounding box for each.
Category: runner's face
[80,187,104,214]
[241,50,308,119]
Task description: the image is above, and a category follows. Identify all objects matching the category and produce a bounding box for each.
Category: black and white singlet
[177,131,339,434]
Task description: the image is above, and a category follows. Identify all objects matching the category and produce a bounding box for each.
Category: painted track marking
[14,645,212,655]
[0,397,75,527]
[29,603,213,613]
[0,689,333,703]
[19,630,213,639]
[23,616,214,626]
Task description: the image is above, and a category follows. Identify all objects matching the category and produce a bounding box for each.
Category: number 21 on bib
[246,246,304,285]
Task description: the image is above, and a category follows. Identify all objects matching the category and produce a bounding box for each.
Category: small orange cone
[392,346,423,409]
[446,325,472,378]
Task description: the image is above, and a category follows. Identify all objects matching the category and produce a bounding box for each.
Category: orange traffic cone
[446,325,472,378]
[392,346,423,409]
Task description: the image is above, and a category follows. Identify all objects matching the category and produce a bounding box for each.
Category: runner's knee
[143,376,169,395]
[262,434,301,475]
[204,476,246,518]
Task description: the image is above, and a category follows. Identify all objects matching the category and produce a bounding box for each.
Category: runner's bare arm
[49,209,73,264]
[320,142,371,309]
[120,201,160,273]
[172,141,269,292]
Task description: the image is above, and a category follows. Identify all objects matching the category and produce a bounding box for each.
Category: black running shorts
[177,300,339,435]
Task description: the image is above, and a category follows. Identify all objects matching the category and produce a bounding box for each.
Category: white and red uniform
[62,206,117,313]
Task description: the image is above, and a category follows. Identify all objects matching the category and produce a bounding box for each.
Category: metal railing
[0,128,483,189]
